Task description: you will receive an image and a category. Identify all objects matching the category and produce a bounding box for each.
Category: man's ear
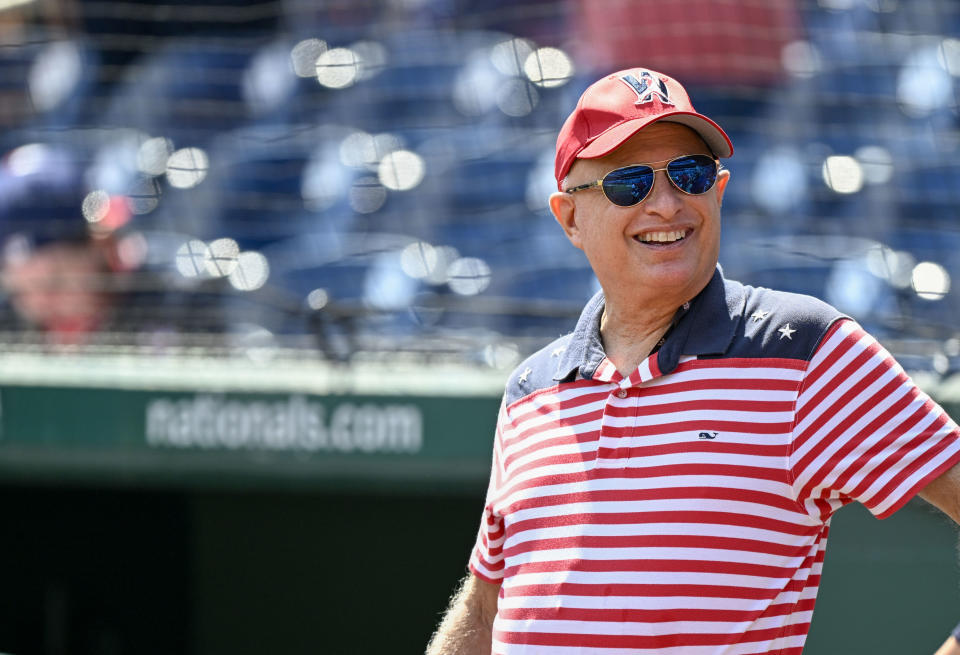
[714,168,730,207]
[549,191,583,250]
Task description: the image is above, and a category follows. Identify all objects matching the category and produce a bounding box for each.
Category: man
[426,68,960,654]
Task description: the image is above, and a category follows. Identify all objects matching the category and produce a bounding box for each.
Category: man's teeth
[639,230,686,243]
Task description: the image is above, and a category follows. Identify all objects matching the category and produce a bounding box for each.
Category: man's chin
[632,263,714,301]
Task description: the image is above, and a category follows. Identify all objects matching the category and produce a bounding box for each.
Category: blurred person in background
[0,143,130,344]
[3,235,119,340]
[426,68,960,655]
[570,0,801,87]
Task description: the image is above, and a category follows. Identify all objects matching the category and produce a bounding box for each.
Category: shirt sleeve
[468,396,510,583]
[789,318,960,520]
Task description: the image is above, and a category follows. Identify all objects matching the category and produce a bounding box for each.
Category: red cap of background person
[554,68,733,189]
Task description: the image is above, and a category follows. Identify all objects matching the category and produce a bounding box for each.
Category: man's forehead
[605,122,710,160]
[567,122,710,180]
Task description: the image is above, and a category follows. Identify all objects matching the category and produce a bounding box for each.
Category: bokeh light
[866,245,915,289]
[340,131,401,170]
[781,40,822,78]
[204,238,240,277]
[349,177,387,213]
[365,251,417,309]
[315,47,361,89]
[306,288,329,310]
[175,240,210,278]
[452,53,501,116]
[912,261,951,300]
[166,147,209,189]
[82,190,111,223]
[352,41,387,80]
[490,38,535,76]
[85,131,145,194]
[28,41,82,112]
[244,41,297,114]
[400,241,438,279]
[291,39,327,78]
[447,257,492,295]
[378,150,425,191]
[898,46,953,117]
[822,155,863,194]
[497,78,539,116]
[126,176,162,215]
[301,148,349,211]
[524,47,573,88]
[826,257,887,317]
[229,251,270,291]
[7,143,50,177]
[423,246,459,285]
[752,148,807,212]
[137,137,174,176]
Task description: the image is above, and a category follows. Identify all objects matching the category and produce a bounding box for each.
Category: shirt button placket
[600,385,633,466]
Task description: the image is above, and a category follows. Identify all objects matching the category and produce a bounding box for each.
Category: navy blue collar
[553,267,746,381]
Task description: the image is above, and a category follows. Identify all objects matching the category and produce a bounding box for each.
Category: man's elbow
[919,462,960,524]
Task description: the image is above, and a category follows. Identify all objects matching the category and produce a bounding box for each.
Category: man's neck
[599,300,680,377]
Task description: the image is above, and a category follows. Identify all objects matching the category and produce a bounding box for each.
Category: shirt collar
[553,288,606,381]
[553,267,745,381]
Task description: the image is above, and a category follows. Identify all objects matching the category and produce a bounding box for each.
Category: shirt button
[615,389,628,399]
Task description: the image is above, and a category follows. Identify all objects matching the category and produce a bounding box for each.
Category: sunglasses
[565,154,721,207]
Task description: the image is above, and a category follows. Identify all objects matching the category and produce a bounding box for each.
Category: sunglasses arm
[565,180,603,195]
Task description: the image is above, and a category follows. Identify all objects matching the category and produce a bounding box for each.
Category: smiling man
[426,68,960,655]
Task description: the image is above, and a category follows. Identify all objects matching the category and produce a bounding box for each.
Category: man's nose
[641,171,684,218]
[643,171,684,218]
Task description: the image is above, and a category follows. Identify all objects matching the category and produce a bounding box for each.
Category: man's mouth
[635,229,689,245]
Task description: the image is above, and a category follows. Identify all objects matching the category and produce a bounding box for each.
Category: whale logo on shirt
[698,432,719,440]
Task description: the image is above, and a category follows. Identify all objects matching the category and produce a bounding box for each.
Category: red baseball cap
[554,68,733,190]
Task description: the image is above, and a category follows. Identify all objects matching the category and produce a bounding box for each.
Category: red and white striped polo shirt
[470,270,960,654]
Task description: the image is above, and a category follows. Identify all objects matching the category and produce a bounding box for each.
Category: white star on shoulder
[518,367,532,384]
[551,346,565,357]
[751,310,770,322]
[778,323,796,340]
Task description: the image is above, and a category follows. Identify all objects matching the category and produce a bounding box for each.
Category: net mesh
[1,0,959,372]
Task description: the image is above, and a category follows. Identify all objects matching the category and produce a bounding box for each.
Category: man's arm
[936,633,960,655]
[426,573,501,655]
[922,466,960,655]
[919,461,960,524]
[935,619,960,655]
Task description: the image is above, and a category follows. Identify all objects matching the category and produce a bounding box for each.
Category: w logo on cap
[619,70,673,106]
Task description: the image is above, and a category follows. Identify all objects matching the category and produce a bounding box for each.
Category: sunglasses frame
[564,154,722,207]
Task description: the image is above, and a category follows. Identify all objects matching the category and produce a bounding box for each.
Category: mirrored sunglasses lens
[602,166,655,206]
[666,155,717,194]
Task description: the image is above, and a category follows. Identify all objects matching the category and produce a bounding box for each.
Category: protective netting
[1,0,959,372]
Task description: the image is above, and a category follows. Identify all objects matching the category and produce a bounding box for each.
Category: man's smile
[633,228,692,246]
